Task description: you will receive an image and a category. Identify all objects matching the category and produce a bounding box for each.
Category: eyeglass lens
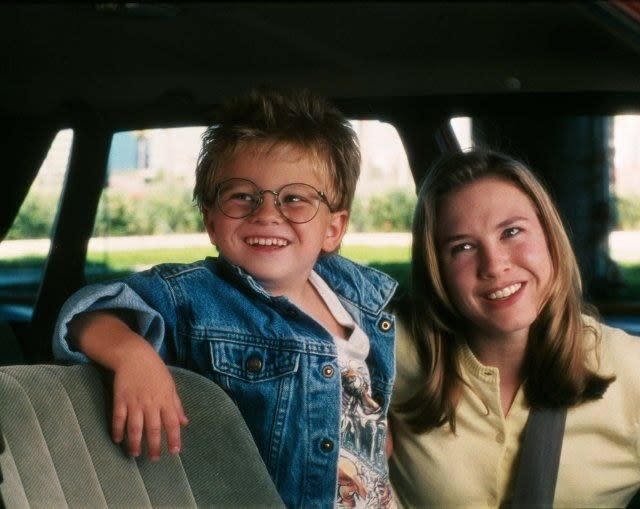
[216,179,324,223]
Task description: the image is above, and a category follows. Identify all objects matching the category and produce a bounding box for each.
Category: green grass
[87,247,217,270]
[617,263,640,300]
[0,255,47,269]
[0,245,409,266]
[340,245,411,264]
[85,244,411,269]
[84,245,413,290]
[2,245,638,302]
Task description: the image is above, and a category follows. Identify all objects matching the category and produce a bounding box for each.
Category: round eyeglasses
[214,178,332,224]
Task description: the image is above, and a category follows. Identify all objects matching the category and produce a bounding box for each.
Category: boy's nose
[250,193,283,223]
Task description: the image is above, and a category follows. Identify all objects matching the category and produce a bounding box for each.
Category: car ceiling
[2,2,640,122]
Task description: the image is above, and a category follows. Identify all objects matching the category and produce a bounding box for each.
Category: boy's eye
[283,194,301,203]
[281,193,312,205]
[503,226,522,238]
[229,192,257,203]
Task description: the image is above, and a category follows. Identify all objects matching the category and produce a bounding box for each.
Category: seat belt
[509,407,567,509]
[0,424,5,509]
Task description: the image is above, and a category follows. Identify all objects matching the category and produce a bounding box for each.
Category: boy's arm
[53,281,166,364]
[69,310,188,460]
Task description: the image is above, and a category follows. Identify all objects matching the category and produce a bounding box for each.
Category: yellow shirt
[390,319,640,508]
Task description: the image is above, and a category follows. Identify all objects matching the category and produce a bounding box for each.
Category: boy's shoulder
[132,258,230,285]
[146,258,213,279]
[314,254,398,312]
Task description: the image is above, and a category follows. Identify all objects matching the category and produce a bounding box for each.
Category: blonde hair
[397,149,614,433]
[193,87,360,213]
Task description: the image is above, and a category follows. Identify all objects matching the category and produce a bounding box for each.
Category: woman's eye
[451,242,473,255]
[503,226,522,238]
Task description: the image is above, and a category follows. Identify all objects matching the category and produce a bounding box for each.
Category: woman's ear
[322,210,349,252]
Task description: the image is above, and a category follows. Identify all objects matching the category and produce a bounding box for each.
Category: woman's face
[436,176,553,343]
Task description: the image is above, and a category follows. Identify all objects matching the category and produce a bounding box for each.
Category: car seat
[0,363,283,508]
[0,321,23,366]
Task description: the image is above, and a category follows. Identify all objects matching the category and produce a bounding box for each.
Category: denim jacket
[53,254,397,508]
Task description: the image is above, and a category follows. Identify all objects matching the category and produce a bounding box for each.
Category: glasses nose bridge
[257,188,281,208]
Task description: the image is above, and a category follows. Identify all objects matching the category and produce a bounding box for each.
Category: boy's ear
[322,209,349,252]
[203,208,217,246]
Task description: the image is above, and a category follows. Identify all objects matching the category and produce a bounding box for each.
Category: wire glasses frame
[214,178,332,224]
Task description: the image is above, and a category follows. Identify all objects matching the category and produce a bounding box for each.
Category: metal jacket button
[246,356,263,373]
[322,365,335,377]
[320,439,334,452]
[379,319,392,332]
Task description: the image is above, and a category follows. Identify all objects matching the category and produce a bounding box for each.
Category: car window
[85,121,415,290]
[0,129,73,319]
[450,113,640,312]
[2,116,637,317]
[87,127,206,283]
[450,117,473,150]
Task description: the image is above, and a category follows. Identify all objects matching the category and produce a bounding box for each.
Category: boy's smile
[245,236,290,247]
[204,141,348,298]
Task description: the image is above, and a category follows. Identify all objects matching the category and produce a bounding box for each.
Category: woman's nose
[478,243,510,278]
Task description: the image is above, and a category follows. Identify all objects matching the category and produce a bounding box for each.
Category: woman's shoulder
[391,318,424,405]
[590,315,640,351]
[587,315,640,380]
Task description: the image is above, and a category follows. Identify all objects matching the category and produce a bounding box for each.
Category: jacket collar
[212,254,398,314]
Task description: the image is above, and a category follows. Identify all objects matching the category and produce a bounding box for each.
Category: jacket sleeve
[52,280,166,364]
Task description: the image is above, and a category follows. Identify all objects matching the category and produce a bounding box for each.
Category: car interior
[1,2,640,506]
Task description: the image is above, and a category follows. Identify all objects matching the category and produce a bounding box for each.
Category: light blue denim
[53,254,398,508]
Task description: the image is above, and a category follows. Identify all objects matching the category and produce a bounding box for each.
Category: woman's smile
[437,176,552,343]
[485,282,523,301]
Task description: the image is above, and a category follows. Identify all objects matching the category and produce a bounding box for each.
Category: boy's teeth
[487,283,522,300]
[246,237,288,246]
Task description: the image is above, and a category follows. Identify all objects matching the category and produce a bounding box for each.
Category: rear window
[0,129,73,318]
[450,114,640,310]
[85,121,414,290]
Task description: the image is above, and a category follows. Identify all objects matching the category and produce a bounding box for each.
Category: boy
[53,88,397,508]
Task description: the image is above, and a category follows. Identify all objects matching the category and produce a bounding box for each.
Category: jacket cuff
[52,282,165,364]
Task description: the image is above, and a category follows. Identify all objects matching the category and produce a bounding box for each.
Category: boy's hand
[69,311,189,461]
[111,344,189,460]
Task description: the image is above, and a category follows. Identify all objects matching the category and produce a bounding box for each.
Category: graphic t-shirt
[309,273,395,509]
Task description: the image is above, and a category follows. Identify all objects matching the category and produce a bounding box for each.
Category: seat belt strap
[509,406,567,508]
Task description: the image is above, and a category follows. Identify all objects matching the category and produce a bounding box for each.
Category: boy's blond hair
[193,87,361,213]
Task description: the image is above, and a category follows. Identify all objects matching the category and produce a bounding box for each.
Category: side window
[610,115,640,303]
[450,117,473,150]
[449,114,640,314]
[84,122,415,290]
[348,120,414,290]
[0,129,74,317]
[87,127,208,284]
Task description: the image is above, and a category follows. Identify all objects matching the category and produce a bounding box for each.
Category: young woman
[390,149,640,507]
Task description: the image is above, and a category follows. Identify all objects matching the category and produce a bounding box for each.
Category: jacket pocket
[210,340,300,382]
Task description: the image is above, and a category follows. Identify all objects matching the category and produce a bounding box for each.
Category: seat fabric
[0,363,283,508]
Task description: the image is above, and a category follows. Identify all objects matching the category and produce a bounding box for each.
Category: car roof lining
[2,2,640,119]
